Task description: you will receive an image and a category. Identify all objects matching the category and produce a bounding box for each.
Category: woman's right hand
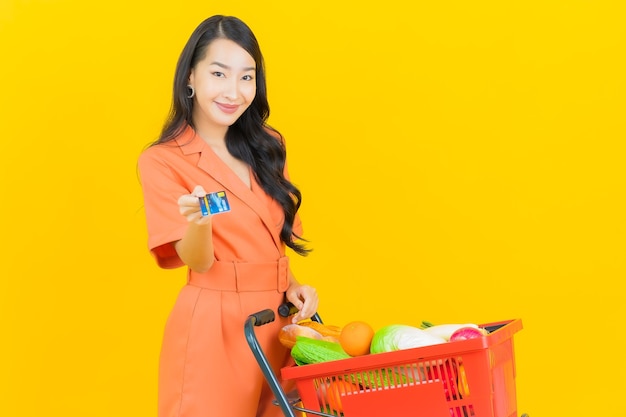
[178,185,212,225]
[175,185,215,272]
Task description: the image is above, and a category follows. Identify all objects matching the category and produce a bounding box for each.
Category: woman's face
[189,38,257,137]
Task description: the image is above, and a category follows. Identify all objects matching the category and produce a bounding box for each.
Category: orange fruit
[326,379,360,413]
[339,321,375,356]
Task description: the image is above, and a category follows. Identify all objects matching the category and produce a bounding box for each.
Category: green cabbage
[370,325,447,354]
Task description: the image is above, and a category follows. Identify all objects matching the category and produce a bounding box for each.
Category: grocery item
[339,321,375,357]
[370,325,447,354]
[279,324,323,349]
[291,336,350,365]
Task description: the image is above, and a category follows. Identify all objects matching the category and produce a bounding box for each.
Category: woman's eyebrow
[210,61,255,72]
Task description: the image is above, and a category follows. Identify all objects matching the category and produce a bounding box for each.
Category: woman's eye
[212,71,225,78]
[242,75,254,81]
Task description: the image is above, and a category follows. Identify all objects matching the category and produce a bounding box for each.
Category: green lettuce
[370,325,447,354]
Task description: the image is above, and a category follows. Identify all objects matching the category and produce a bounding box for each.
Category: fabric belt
[187,256,290,293]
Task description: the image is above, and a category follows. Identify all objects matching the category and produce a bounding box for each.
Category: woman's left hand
[285,282,319,324]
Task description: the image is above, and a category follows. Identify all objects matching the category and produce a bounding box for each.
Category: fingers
[288,285,319,323]
[191,185,207,197]
[178,186,210,224]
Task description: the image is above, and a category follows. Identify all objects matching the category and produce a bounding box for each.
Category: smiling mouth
[216,103,239,114]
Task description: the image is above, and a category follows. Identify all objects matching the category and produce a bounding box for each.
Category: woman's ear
[188,71,194,86]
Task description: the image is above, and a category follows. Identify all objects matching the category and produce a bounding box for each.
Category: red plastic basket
[281,319,522,417]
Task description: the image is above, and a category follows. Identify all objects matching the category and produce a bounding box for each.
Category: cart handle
[244,304,324,417]
[245,308,297,417]
[277,302,323,324]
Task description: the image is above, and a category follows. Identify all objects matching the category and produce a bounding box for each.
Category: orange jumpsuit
[138,126,301,417]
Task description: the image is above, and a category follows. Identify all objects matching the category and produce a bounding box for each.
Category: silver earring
[186,85,195,99]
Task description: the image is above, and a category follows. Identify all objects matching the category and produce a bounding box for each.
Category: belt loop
[233,261,240,292]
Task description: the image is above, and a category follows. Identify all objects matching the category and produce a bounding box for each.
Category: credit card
[199,191,231,216]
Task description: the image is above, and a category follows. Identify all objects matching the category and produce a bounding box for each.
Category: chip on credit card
[199,191,231,216]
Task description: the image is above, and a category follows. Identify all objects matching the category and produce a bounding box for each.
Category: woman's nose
[223,79,239,100]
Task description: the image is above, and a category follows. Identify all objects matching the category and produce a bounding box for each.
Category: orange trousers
[158,260,300,417]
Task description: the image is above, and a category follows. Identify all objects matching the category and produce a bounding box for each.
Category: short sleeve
[138,147,189,269]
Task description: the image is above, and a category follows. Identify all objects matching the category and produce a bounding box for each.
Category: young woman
[138,15,318,417]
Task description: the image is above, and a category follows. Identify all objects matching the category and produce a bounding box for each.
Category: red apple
[449,326,487,341]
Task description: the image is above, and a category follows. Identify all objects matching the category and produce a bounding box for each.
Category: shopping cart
[244,304,528,417]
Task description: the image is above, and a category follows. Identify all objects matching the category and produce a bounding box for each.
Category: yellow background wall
[1,1,624,416]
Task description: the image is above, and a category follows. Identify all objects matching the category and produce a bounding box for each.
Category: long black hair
[152,15,309,256]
